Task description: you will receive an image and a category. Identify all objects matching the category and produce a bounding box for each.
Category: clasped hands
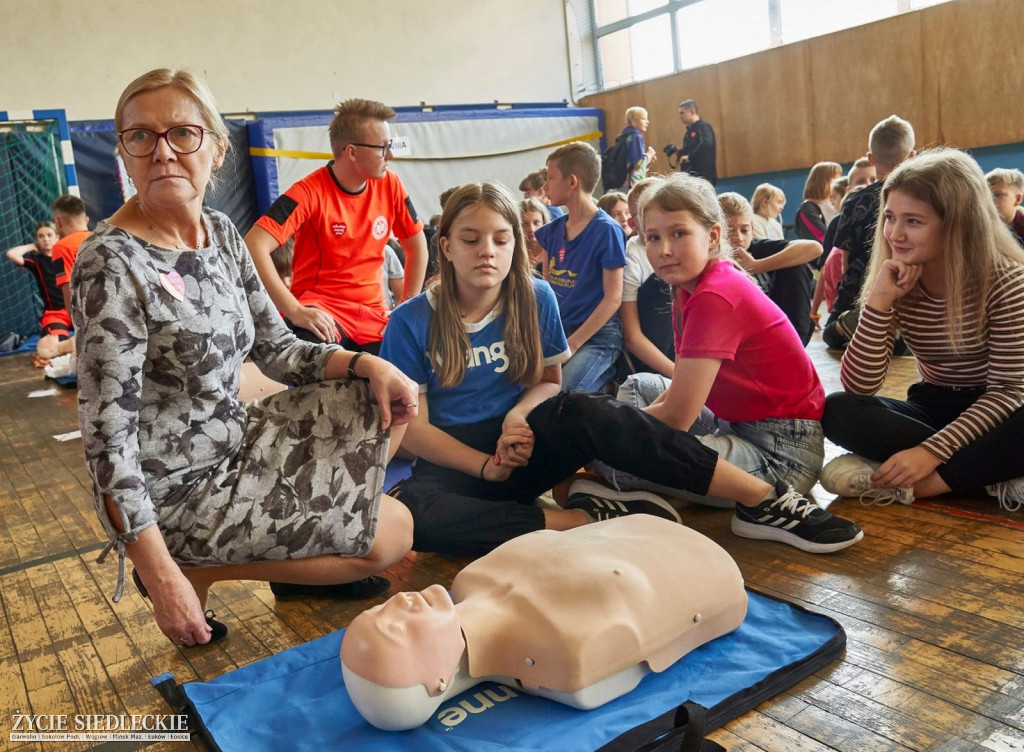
[482,414,535,482]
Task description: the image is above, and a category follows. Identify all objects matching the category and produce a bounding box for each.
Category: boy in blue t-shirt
[535,142,626,392]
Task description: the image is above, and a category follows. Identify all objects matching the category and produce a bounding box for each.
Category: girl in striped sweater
[821,148,1024,511]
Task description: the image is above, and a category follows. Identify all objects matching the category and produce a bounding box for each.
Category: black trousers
[393,392,720,556]
[286,318,381,354]
[822,383,1024,491]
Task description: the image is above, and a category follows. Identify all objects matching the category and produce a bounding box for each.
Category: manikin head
[342,584,465,692]
[341,584,467,730]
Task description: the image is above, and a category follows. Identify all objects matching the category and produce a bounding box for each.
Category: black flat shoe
[135,569,229,645]
[202,610,229,645]
[269,575,391,601]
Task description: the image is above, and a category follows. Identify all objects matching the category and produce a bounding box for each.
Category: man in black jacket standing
[676,100,717,185]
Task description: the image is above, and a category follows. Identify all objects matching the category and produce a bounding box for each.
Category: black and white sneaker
[731,482,863,553]
[565,479,682,524]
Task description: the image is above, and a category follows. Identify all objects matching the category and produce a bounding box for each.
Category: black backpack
[601,133,631,191]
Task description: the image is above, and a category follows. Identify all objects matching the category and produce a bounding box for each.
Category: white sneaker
[984,478,1024,513]
[820,453,914,506]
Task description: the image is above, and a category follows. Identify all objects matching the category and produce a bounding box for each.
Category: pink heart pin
[159,271,186,301]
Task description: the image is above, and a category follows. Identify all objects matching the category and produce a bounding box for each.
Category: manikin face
[990,183,1023,224]
[848,164,876,188]
[725,210,754,253]
[882,189,943,269]
[341,584,465,692]
[643,206,720,293]
[34,226,58,252]
[440,203,517,298]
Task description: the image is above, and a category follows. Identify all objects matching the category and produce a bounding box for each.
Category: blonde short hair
[986,168,1024,193]
[717,192,753,220]
[328,99,396,154]
[751,183,783,214]
[625,107,647,127]
[115,68,229,145]
[868,115,915,171]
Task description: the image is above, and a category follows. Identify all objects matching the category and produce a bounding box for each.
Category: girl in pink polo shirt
[595,173,857,552]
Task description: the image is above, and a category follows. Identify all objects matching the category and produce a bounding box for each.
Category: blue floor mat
[153,588,844,751]
[0,333,38,355]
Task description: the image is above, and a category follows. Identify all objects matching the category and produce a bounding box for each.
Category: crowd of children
[10,107,1024,600]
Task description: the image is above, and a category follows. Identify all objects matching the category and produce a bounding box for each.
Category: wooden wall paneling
[717,41,815,176]
[807,12,934,163]
[580,0,1024,178]
[923,0,1024,149]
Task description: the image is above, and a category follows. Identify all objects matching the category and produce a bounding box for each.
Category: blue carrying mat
[152,588,844,751]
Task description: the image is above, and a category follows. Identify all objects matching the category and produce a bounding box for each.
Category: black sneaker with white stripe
[565,479,682,524]
[731,481,863,553]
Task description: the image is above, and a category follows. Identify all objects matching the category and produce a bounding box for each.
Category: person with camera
[667,100,717,185]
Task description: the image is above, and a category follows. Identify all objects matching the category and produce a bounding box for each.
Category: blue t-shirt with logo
[380,278,571,427]
[534,209,626,331]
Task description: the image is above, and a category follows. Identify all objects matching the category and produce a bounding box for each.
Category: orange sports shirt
[255,164,422,344]
[53,230,91,287]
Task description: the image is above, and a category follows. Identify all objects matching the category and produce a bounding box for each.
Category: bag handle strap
[598,700,726,752]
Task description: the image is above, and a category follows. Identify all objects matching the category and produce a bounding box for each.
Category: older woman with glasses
[71,68,417,648]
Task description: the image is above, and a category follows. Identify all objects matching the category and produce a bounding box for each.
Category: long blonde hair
[861,147,1024,348]
[430,183,543,388]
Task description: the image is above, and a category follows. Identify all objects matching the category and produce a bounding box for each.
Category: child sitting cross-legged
[821,149,1024,512]
[719,192,822,346]
[381,181,862,555]
[592,173,862,553]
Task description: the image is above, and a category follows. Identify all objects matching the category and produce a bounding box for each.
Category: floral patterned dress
[72,209,389,600]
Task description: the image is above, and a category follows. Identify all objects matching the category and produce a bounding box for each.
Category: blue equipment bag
[152,588,844,751]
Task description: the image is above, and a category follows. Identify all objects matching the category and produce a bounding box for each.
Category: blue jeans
[561,315,623,393]
[594,373,825,507]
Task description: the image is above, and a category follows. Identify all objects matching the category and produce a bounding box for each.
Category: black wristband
[347,351,367,380]
[479,455,490,479]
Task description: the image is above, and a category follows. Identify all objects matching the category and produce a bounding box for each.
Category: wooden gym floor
[0,333,1022,752]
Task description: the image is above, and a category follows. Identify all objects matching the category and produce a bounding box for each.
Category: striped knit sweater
[840,263,1024,462]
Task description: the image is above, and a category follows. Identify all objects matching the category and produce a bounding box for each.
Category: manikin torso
[341,516,747,730]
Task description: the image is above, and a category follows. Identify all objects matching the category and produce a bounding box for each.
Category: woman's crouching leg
[184,494,413,591]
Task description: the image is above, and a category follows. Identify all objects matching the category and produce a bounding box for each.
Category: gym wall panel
[924,0,1024,148]
[580,0,1024,179]
[806,13,936,162]
[717,42,813,176]
[0,0,571,121]
[248,108,604,221]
